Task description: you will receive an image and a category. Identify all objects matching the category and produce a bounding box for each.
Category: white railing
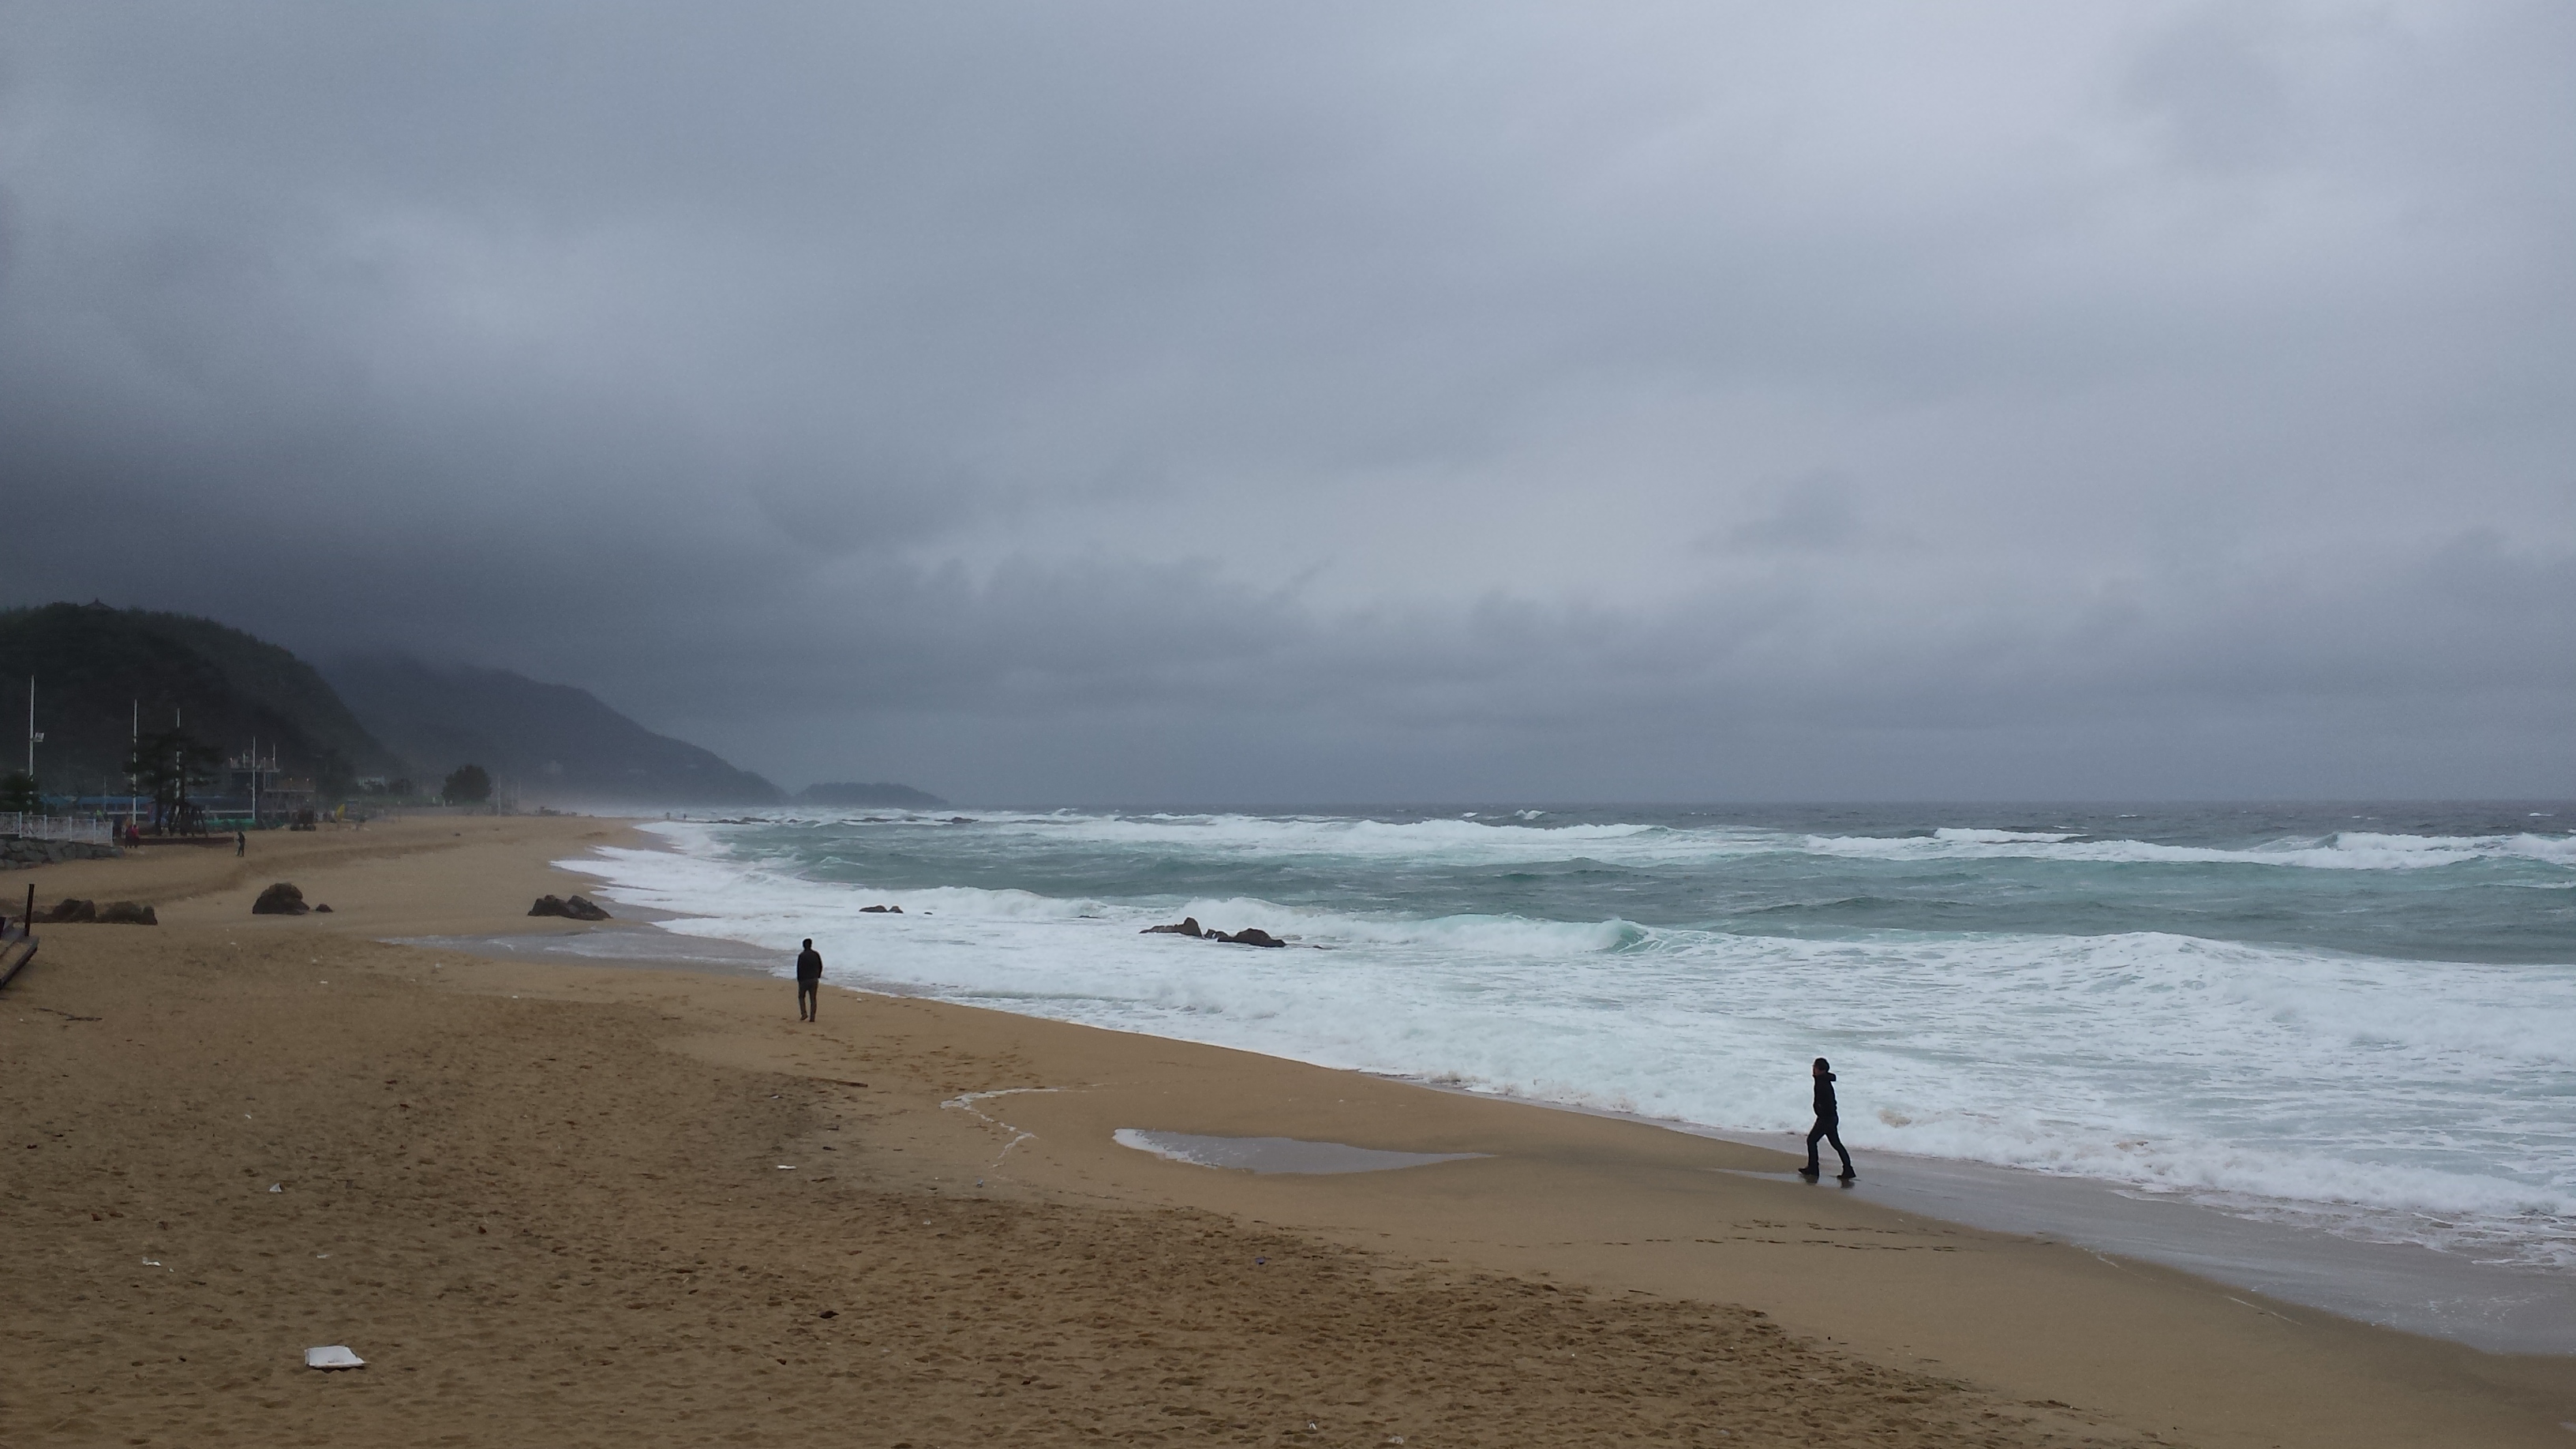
[1,814,117,844]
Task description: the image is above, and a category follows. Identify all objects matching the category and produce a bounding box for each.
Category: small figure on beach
[236,830,246,856]
[796,938,822,1022]
[1800,1057,1855,1184]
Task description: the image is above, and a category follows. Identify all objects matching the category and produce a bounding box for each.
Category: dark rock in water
[859,904,904,914]
[945,817,977,825]
[312,904,334,915]
[529,893,612,921]
[96,900,158,925]
[1144,918,1287,945]
[45,898,97,923]
[253,882,309,915]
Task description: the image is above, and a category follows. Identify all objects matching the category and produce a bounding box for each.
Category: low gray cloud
[3,1,2570,801]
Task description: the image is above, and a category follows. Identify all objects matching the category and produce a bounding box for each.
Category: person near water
[795,938,823,1021]
[1800,1056,1855,1182]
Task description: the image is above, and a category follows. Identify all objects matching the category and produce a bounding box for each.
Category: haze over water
[577,802,2576,1277]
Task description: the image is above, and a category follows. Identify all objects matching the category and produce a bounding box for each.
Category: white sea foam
[688,806,2576,873]
[1805,828,2576,870]
[568,822,2576,1273]
[998,810,1682,863]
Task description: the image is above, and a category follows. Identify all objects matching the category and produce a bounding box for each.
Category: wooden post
[0,882,34,991]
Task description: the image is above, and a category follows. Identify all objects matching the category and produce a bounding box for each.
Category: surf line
[942,1087,1073,1164]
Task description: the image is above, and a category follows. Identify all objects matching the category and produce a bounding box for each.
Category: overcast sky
[4,1,2570,802]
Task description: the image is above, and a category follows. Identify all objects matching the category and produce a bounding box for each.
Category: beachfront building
[215,747,316,826]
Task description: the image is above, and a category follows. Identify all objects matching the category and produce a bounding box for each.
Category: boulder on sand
[1140,917,1203,937]
[252,882,309,915]
[95,900,159,925]
[44,898,97,923]
[528,894,612,921]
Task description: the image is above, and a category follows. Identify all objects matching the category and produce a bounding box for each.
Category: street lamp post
[23,678,43,818]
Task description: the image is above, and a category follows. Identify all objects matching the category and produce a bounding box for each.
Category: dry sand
[3,817,2570,1447]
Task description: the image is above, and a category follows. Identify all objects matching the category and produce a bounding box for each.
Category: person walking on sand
[1799,1056,1855,1183]
[795,938,823,1022]
[235,829,246,856]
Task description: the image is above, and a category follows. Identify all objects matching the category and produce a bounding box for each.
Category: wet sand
[3,815,2571,1447]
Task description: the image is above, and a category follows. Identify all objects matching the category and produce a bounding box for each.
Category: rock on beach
[528,893,612,921]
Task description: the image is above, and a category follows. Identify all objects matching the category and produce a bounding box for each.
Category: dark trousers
[1804,1117,1852,1176]
[797,978,818,1020]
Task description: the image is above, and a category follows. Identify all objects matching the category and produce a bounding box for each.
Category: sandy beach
[4,817,2571,1447]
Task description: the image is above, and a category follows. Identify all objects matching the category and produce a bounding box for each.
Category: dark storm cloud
[3,1,2570,800]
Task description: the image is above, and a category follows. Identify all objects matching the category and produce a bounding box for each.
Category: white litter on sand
[305,1346,365,1370]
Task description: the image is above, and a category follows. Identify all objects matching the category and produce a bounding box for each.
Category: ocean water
[566,803,2576,1277]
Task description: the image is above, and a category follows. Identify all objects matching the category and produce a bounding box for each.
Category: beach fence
[0,883,36,992]
[2,814,115,844]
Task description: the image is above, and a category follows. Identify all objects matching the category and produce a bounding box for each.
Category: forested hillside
[0,602,395,796]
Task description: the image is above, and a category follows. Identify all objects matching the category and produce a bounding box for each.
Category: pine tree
[442,763,492,804]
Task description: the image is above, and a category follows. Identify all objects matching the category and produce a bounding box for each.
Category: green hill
[3,603,793,807]
[0,602,397,798]
[324,654,784,805]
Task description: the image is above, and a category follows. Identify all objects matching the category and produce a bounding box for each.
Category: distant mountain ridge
[0,602,399,796]
[2,601,927,807]
[324,654,784,805]
[798,781,948,808]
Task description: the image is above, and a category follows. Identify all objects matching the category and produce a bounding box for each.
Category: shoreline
[526,832,2576,1361]
[1386,1088,2576,1357]
[575,810,2576,1298]
[388,913,2576,1354]
[6,814,2572,1447]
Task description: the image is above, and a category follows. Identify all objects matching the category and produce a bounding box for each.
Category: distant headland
[796,781,949,809]
[1,601,939,814]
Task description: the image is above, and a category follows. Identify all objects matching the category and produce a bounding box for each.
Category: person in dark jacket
[1800,1056,1855,1182]
[795,938,823,1022]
